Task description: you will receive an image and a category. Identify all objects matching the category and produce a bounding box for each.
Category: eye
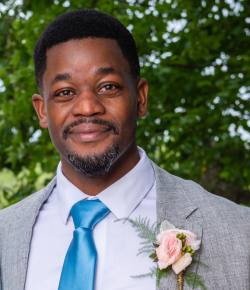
[99,84,117,92]
[56,90,75,97]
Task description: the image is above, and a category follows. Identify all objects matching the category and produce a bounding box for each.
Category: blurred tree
[0,0,250,207]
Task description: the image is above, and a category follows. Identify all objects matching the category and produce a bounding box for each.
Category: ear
[136,78,148,118]
[32,94,48,128]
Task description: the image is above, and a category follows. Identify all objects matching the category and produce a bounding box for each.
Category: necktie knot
[70,199,110,230]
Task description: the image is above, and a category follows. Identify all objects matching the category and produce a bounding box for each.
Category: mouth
[67,124,111,142]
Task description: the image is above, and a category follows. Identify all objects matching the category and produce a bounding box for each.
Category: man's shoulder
[152,162,250,221]
[0,190,41,223]
[0,176,57,227]
[179,175,250,219]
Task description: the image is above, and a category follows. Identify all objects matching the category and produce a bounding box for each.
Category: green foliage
[133,267,208,289]
[131,267,158,279]
[118,217,168,285]
[0,0,250,207]
[155,267,171,287]
[184,272,207,290]
[192,259,209,268]
[116,216,159,255]
[131,267,171,286]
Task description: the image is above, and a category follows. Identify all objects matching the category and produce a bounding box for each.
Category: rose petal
[156,232,173,262]
[157,247,181,270]
[157,261,170,270]
[172,253,192,274]
[156,229,201,251]
[156,242,169,263]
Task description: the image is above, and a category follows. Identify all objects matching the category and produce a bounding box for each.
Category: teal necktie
[58,199,110,290]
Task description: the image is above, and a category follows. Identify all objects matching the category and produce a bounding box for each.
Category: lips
[67,123,110,142]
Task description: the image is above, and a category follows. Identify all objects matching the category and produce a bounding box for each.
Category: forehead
[43,38,131,84]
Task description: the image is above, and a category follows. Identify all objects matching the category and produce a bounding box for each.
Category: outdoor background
[0,0,250,208]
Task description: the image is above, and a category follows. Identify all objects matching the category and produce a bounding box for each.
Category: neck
[60,140,140,196]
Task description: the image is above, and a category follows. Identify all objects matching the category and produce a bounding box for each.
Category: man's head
[32,10,148,176]
[34,9,140,91]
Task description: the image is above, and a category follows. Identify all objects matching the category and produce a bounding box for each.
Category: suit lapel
[1,177,56,290]
[152,162,203,290]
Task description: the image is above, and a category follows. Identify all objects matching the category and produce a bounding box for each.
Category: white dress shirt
[25,147,156,290]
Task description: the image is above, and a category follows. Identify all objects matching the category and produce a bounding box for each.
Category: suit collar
[151,161,197,220]
[13,176,57,220]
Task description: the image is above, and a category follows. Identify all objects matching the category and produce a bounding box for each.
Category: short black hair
[33,9,140,90]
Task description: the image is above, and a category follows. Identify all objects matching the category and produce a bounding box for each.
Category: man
[0,9,249,290]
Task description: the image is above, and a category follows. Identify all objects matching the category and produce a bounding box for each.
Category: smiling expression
[32,38,148,171]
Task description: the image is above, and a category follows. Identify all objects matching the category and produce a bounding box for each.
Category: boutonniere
[152,220,202,289]
[117,217,208,289]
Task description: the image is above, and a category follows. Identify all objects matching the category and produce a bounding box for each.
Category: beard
[66,144,120,176]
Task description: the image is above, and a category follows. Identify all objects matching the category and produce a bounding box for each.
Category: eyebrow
[95,67,120,76]
[51,73,72,86]
[51,67,120,86]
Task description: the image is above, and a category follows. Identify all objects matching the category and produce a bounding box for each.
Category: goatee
[67,144,120,176]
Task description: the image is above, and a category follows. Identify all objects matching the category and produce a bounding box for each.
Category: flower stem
[177,271,183,290]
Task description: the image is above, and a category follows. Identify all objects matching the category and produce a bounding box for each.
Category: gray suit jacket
[0,162,249,290]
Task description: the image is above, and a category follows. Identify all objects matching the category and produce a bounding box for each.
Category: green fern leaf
[192,259,209,268]
[139,240,152,245]
[131,267,158,279]
[155,267,171,286]
[115,216,159,256]
[131,266,171,286]
[184,272,207,290]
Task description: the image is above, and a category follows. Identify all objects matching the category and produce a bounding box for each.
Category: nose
[71,90,105,117]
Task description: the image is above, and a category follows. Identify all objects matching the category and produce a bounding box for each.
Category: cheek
[46,103,69,145]
[110,96,137,130]
[47,100,70,126]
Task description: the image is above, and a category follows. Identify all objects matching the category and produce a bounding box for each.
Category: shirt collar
[57,147,155,224]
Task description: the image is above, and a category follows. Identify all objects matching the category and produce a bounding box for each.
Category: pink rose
[156,229,201,271]
[156,232,182,270]
[157,229,201,251]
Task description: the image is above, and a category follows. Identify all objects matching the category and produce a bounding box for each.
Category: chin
[66,144,120,176]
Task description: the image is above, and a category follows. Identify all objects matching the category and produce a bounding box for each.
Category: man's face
[33,38,147,175]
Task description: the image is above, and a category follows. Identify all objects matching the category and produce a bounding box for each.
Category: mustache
[62,117,119,140]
